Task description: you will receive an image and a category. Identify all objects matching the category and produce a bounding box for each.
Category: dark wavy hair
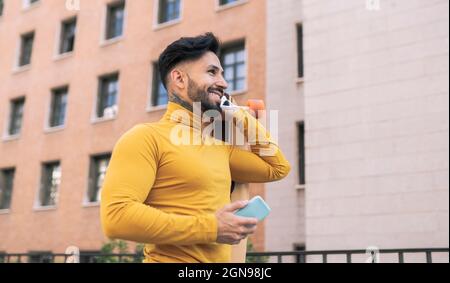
[158,32,220,89]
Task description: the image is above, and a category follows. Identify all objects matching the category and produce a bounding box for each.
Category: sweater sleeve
[100,125,218,245]
[229,109,291,183]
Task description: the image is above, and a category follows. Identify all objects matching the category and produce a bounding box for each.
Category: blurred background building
[266,0,449,262]
[0,0,448,263]
[0,0,267,259]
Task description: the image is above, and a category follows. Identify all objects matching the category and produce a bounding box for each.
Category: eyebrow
[207,65,224,74]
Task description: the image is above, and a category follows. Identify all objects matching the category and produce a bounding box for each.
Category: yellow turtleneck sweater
[100,102,291,263]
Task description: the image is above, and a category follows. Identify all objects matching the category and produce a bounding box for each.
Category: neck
[169,92,193,112]
[168,92,216,132]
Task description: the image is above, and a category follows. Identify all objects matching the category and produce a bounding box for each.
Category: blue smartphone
[234,196,271,221]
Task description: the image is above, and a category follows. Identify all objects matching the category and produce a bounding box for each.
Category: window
[23,0,39,9]
[297,122,305,185]
[0,168,15,210]
[0,0,4,17]
[87,154,111,203]
[217,0,247,10]
[18,32,34,67]
[96,73,119,119]
[297,24,304,78]
[151,63,168,107]
[219,0,238,6]
[28,252,53,263]
[49,87,68,128]
[220,42,246,92]
[105,1,125,40]
[7,97,25,136]
[158,0,181,24]
[38,162,61,207]
[59,17,77,54]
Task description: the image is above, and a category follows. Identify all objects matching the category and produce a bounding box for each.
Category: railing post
[346,253,352,263]
[426,251,432,263]
[299,253,306,263]
[277,255,282,263]
[398,252,404,263]
[322,253,327,263]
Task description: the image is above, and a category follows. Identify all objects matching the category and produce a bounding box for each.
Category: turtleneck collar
[162,101,203,130]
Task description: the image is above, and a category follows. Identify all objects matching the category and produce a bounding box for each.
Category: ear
[170,68,187,90]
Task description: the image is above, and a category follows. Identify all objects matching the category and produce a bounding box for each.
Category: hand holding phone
[234,196,271,221]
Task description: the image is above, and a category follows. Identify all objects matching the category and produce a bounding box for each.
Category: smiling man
[100,33,291,263]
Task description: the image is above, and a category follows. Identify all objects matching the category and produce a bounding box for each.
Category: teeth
[210,91,221,97]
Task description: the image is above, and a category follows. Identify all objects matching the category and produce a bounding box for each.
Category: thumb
[223,200,249,212]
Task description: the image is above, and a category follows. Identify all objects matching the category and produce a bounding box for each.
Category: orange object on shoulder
[246,99,265,118]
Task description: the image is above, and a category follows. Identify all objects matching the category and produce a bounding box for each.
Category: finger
[237,216,258,226]
[242,226,257,235]
[238,228,256,239]
[223,200,249,212]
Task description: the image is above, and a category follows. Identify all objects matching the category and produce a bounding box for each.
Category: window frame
[84,153,111,206]
[216,0,248,12]
[151,62,169,108]
[22,0,40,11]
[58,16,77,56]
[146,63,167,113]
[0,168,15,212]
[35,161,61,209]
[5,97,26,139]
[17,31,35,68]
[46,86,68,131]
[104,0,126,41]
[0,0,5,18]
[92,72,120,123]
[296,23,304,79]
[220,40,248,95]
[297,122,306,186]
[153,0,183,30]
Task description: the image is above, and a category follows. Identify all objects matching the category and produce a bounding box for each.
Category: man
[100,33,291,263]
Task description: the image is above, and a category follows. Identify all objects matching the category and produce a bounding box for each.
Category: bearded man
[100,33,290,263]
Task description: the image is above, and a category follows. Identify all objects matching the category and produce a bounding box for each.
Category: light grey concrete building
[265,0,448,262]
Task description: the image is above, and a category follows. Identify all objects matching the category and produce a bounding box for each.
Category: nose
[216,75,228,90]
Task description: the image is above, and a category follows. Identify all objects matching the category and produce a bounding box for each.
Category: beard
[187,77,222,112]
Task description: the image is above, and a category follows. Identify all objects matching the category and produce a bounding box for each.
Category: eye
[208,69,216,75]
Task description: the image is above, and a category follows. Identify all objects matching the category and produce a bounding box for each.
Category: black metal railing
[246,248,449,263]
[0,253,144,263]
[0,248,448,263]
